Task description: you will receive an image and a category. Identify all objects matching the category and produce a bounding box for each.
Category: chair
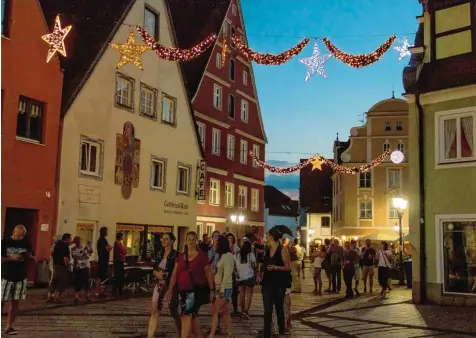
[125,267,148,293]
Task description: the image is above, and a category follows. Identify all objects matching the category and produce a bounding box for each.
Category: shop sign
[78,185,101,204]
[164,201,189,216]
[117,224,145,231]
[77,223,95,231]
[196,160,206,201]
[148,226,173,233]
[40,224,49,232]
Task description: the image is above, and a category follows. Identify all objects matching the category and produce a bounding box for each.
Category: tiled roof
[299,160,333,214]
[165,0,231,99]
[264,186,298,217]
[39,0,135,115]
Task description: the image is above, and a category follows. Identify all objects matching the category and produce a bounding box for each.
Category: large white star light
[299,41,332,81]
[394,37,412,61]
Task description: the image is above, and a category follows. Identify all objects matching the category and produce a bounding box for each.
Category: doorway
[4,207,37,242]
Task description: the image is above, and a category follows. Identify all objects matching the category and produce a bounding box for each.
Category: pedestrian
[289,238,303,293]
[376,241,393,299]
[71,236,93,304]
[112,232,127,297]
[1,224,36,335]
[47,233,72,303]
[361,239,376,293]
[323,239,332,292]
[343,241,359,299]
[312,245,325,295]
[209,235,235,338]
[350,239,361,296]
[300,243,307,279]
[207,230,222,334]
[49,235,61,280]
[166,231,214,338]
[96,227,112,297]
[327,239,344,293]
[235,240,256,319]
[226,233,240,314]
[261,226,292,338]
[147,232,180,338]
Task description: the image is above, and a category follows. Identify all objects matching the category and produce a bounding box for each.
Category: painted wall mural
[115,122,140,199]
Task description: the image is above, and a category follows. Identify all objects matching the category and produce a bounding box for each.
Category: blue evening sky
[241,0,422,166]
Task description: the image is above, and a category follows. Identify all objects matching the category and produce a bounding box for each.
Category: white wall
[307,213,332,242]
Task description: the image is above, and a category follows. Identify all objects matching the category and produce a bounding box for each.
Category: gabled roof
[264,185,298,217]
[299,160,333,214]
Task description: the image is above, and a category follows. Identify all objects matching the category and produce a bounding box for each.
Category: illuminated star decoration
[41,15,72,63]
[110,29,151,70]
[310,157,325,171]
[299,41,332,81]
[394,37,412,61]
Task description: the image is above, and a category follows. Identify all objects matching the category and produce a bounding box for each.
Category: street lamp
[230,214,245,223]
[392,196,407,286]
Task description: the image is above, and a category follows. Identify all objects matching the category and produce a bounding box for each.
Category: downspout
[52,116,64,238]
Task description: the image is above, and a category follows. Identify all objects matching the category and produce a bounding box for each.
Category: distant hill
[264,162,300,200]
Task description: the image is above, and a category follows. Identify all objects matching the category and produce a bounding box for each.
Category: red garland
[232,35,310,65]
[136,25,217,61]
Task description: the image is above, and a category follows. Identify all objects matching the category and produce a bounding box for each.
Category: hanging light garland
[136,25,217,62]
[231,35,310,65]
[322,35,396,68]
[250,149,392,175]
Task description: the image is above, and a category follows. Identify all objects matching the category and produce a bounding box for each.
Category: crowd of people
[1,223,395,337]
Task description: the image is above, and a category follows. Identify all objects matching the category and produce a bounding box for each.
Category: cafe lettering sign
[196,160,206,201]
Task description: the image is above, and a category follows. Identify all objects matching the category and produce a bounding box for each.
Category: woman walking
[312,245,326,295]
[166,231,214,338]
[226,233,240,314]
[235,240,256,319]
[147,232,181,338]
[376,241,393,299]
[209,235,235,338]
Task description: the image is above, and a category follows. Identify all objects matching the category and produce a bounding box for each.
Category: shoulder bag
[185,251,210,306]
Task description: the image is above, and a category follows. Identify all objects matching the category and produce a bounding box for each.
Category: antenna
[358,112,367,125]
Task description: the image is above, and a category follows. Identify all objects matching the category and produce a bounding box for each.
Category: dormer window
[385,122,391,131]
[396,121,403,131]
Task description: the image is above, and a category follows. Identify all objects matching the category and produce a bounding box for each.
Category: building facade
[403,0,476,305]
[1,0,64,280]
[264,186,298,237]
[41,0,203,256]
[167,0,267,238]
[331,98,410,241]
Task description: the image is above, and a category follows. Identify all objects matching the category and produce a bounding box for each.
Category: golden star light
[110,29,151,70]
[41,15,72,63]
[310,158,325,171]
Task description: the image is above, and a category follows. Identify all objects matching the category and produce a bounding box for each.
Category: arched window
[229,59,235,81]
[228,94,235,118]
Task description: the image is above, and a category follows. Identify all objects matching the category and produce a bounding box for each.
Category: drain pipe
[415,92,427,303]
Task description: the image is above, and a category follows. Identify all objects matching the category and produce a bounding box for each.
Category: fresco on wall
[114,122,140,199]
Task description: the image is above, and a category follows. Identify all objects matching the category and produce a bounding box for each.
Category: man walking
[327,239,344,293]
[1,225,36,335]
[47,233,72,303]
[351,239,362,296]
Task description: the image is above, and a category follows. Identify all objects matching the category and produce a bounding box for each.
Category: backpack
[330,250,342,266]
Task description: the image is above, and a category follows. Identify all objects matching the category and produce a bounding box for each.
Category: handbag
[185,251,210,306]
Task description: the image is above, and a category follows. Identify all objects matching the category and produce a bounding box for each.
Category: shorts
[180,291,201,317]
[237,277,255,288]
[362,266,374,279]
[98,263,109,281]
[73,268,90,292]
[216,288,232,300]
[354,267,362,281]
[49,265,71,293]
[1,278,27,301]
[153,284,179,312]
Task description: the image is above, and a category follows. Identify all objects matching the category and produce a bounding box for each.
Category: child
[312,245,326,295]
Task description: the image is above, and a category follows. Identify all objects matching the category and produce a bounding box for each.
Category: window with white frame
[16,96,44,143]
[212,128,221,155]
[442,220,476,294]
[383,141,390,152]
[398,141,404,153]
[115,73,134,109]
[238,186,247,209]
[161,93,176,125]
[80,137,101,176]
[150,157,166,190]
[140,83,157,119]
[196,223,203,238]
[251,188,259,211]
[388,169,401,189]
[197,123,205,149]
[227,134,235,160]
[176,164,190,194]
[252,144,259,167]
[209,179,220,205]
[243,70,248,85]
[225,182,234,207]
[240,139,248,164]
[228,94,235,119]
[389,200,398,219]
[213,84,222,109]
[144,6,159,40]
[232,4,237,15]
[241,99,249,122]
[359,171,371,188]
[438,111,475,163]
[359,200,372,219]
[216,53,222,68]
[206,224,215,236]
[321,216,331,227]
[222,22,227,37]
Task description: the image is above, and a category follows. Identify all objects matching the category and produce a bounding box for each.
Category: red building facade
[1,0,63,279]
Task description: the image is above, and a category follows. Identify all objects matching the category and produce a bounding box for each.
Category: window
[251,189,259,211]
[225,182,234,207]
[232,4,237,15]
[359,171,371,188]
[240,139,248,164]
[398,141,404,153]
[238,186,247,209]
[144,6,159,40]
[229,59,235,81]
[385,122,391,131]
[177,164,190,194]
[140,83,157,120]
[115,73,134,110]
[321,216,331,227]
[150,157,166,190]
[227,134,235,160]
[383,141,390,152]
[209,179,220,205]
[206,224,215,236]
[196,223,203,238]
[216,53,222,68]
[388,169,401,189]
[241,99,248,122]
[197,123,205,148]
[212,128,221,155]
[243,71,248,85]
[16,96,44,143]
[389,200,398,219]
[396,121,403,131]
[438,112,475,163]
[161,93,176,125]
[80,136,102,177]
[359,201,372,219]
[230,26,236,47]
[2,0,10,37]
[442,220,476,294]
[228,94,235,119]
[252,144,259,167]
[222,22,228,37]
[213,84,222,109]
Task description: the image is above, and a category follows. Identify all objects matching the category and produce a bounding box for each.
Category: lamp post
[230,213,245,236]
[392,196,408,286]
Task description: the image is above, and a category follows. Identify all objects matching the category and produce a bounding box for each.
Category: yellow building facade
[56,0,203,256]
[332,98,409,240]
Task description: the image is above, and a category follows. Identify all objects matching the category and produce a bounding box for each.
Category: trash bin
[404,260,412,288]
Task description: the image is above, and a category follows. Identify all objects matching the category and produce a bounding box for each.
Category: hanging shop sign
[196,160,206,201]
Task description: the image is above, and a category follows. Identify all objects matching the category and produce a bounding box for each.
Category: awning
[359,232,398,241]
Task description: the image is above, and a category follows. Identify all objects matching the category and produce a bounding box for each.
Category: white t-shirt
[234,252,256,281]
[378,249,393,267]
[313,256,324,268]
